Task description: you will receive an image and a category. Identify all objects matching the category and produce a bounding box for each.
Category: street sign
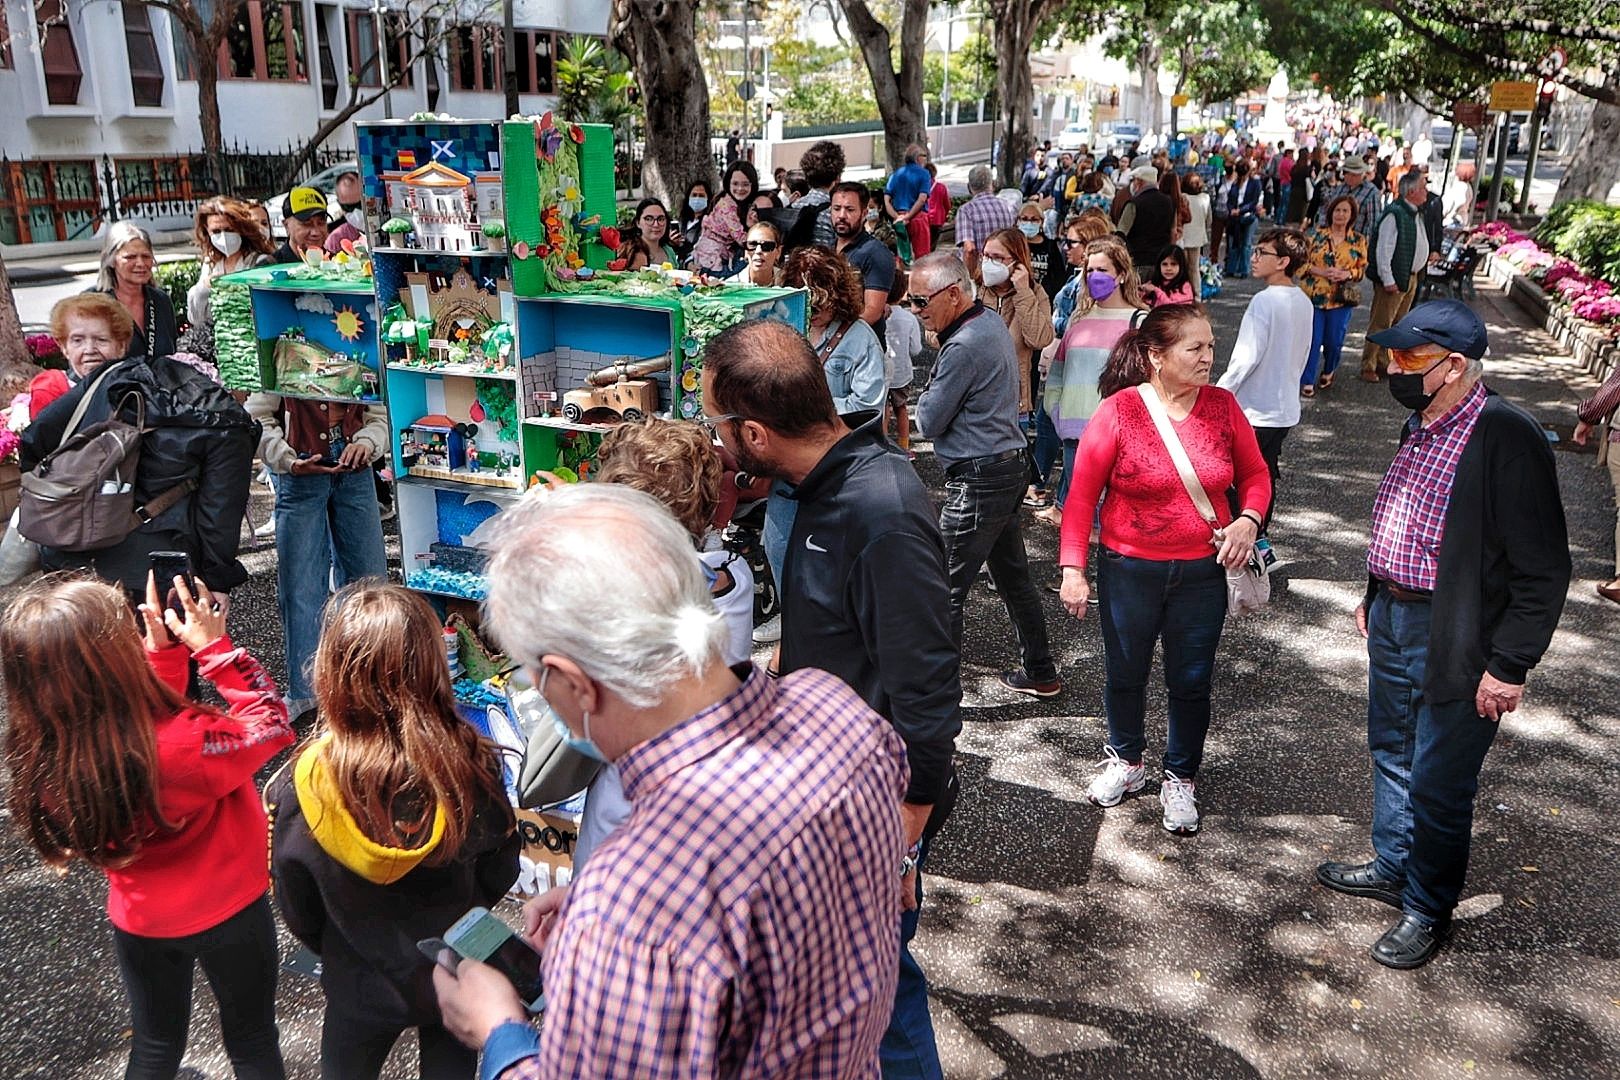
[737,80,756,102]
[1452,101,1487,129]
[1488,80,1537,112]
[1171,93,1190,108]
[1540,47,1568,78]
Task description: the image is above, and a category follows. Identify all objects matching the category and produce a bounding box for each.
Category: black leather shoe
[1315,860,1405,909]
[1371,913,1452,969]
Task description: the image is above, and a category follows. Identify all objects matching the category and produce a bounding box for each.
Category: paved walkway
[0,270,1616,1078]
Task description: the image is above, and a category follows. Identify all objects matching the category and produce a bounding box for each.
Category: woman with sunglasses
[727,222,784,286]
[617,198,680,270]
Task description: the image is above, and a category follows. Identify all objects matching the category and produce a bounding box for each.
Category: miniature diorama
[395,373,522,489]
[379,259,516,377]
[561,355,665,423]
[378,161,504,254]
[397,484,514,600]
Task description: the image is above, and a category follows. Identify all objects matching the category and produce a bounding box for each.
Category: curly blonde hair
[594,419,722,543]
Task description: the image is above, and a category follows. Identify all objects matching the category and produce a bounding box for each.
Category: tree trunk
[839,0,928,172]
[1137,38,1163,139]
[612,0,712,203]
[991,0,1046,190]
[0,252,32,371]
[1555,69,1620,205]
[194,35,226,190]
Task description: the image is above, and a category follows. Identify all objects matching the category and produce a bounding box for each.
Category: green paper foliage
[476,379,519,442]
[210,280,260,391]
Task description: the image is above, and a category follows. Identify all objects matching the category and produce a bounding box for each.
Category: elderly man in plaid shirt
[1316,301,1569,970]
[435,484,911,1079]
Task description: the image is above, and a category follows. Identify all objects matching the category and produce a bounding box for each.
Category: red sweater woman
[1058,305,1270,838]
[1,573,293,1078]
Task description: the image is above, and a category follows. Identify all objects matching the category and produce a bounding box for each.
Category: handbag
[1134,384,1270,617]
[1332,278,1361,306]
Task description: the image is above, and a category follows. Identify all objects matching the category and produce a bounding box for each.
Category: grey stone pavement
[1,268,1618,1078]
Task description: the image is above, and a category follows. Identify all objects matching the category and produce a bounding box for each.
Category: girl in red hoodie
[1,572,293,1079]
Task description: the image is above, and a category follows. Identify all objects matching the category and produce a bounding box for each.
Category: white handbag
[1135,383,1270,617]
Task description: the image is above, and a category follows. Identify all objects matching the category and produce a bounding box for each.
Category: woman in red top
[1,572,294,1078]
[1058,305,1270,836]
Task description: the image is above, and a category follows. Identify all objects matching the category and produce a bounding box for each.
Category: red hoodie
[103,637,294,937]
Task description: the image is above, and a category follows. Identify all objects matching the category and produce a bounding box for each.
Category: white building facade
[0,0,608,245]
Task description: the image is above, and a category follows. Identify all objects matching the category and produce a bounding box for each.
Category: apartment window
[116,157,196,211]
[36,0,84,105]
[449,25,500,92]
[512,29,553,95]
[224,0,306,82]
[385,14,412,87]
[315,4,339,108]
[123,3,166,106]
[345,10,379,87]
[0,159,99,244]
[424,18,441,110]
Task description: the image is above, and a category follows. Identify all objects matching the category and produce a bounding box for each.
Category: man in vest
[1360,170,1430,382]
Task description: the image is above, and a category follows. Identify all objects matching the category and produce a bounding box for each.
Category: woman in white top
[726,221,784,287]
[1180,172,1211,275]
[186,196,276,327]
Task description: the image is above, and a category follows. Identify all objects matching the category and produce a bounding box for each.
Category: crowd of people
[0,120,1586,1080]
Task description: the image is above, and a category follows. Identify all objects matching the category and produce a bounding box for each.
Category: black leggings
[320,1010,476,1080]
[112,893,285,1080]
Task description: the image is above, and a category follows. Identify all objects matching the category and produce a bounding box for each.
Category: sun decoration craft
[333,306,366,342]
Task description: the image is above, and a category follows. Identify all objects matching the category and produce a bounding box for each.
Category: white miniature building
[398,162,507,253]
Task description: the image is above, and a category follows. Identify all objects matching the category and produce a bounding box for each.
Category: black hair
[829,181,869,207]
[1149,244,1192,295]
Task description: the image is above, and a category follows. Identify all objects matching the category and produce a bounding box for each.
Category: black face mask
[1388,356,1452,412]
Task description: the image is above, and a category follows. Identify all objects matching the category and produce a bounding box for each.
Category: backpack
[18,365,196,552]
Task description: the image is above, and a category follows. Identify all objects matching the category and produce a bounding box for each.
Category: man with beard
[702,319,961,1080]
[830,181,895,334]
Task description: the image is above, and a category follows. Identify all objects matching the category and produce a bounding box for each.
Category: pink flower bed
[1483,229,1620,326]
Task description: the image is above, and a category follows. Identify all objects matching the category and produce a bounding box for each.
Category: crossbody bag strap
[815,321,853,363]
[58,362,125,442]
[1135,383,1221,534]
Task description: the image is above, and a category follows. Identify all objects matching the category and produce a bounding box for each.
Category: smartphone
[421,907,545,1013]
[148,551,196,617]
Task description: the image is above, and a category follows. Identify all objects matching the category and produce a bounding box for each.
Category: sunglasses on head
[744,240,778,252]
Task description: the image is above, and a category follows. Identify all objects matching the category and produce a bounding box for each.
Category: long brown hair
[310,582,512,863]
[1100,304,1210,399]
[1159,170,1191,225]
[1076,236,1149,317]
[192,196,275,265]
[1,576,189,868]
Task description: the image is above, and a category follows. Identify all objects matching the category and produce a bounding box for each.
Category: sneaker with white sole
[1087,746,1146,807]
[1160,772,1200,834]
[752,614,782,644]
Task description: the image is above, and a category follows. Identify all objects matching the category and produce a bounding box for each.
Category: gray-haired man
[1360,169,1430,382]
[955,164,1015,280]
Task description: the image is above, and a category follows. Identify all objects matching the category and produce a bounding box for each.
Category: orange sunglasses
[1390,345,1454,372]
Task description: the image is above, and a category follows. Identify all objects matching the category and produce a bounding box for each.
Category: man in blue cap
[1316,300,1570,968]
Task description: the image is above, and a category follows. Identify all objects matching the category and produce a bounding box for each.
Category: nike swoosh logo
[805,535,828,553]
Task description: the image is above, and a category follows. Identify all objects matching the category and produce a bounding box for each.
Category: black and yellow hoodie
[266,734,520,1027]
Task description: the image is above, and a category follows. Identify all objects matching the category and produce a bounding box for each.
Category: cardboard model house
[398,163,504,253]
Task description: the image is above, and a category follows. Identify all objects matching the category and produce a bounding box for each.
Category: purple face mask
[1087,270,1119,301]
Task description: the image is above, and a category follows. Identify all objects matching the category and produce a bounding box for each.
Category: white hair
[482,484,727,708]
[912,251,973,297]
[967,165,994,193]
[97,221,154,292]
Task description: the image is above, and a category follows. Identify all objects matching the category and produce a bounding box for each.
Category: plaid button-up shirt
[956,191,1015,254]
[1367,380,1488,591]
[502,666,908,1080]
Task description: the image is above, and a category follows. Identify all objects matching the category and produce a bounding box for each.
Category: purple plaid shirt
[509,667,908,1080]
[1367,381,1488,591]
[956,192,1015,253]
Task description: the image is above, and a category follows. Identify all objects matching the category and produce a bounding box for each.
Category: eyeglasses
[696,412,744,433]
[1390,346,1455,373]
[639,215,668,225]
[744,240,778,253]
[1253,248,1280,259]
[904,284,957,309]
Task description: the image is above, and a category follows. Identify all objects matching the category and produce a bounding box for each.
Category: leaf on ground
[1462,1060,1476,1071]
[1350,997,1364,1010]
[1193,969,1203,981]
[1520,865,1540,872]
[1517,898,1535,908]
[968,896,983,906]
[1547,807,1561,815]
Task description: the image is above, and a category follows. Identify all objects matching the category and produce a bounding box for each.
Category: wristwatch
[899,841,923,878]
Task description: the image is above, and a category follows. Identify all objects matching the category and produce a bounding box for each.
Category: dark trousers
[879,832,942,1079]
[940,454,1057,681]
[1030,401,1061,491]
[112,894,285,1080]
[1366,591,1499,924]
[1096,549,1226,778]
[320,1011,476,1080]
[1250,426,1289,533]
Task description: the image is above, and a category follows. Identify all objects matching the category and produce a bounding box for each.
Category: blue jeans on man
[1224,216,1256,278]
[1096,550,1226,776]
[880,833,941,1079]
[1303,305,1356,386]
[1365,590,1499,924]
[274,468,388,711]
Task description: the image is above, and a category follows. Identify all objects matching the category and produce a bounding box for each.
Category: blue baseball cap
[1367,299,1489,359]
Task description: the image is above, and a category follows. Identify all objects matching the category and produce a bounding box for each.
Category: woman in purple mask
[1041,236,1151,525]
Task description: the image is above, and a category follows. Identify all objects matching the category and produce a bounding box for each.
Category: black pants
[1240,426,1290,533]
[112,894,285,1080]
[320,1009,476,1080]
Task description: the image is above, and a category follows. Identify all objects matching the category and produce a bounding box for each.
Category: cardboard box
[512,805,580,898]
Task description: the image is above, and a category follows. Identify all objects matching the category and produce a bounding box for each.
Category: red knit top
[1059,385,1272,568]
[103,638,294,937]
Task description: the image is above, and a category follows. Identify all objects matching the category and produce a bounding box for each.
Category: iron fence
[0,141,352,245]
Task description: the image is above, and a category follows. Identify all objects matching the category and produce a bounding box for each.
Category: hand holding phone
[417,907,544,1013]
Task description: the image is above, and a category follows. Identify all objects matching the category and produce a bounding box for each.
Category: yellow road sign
[1171,93,1190,108]
[1489,81,1538,112]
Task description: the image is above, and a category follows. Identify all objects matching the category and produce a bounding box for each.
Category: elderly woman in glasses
[727,222,785,287]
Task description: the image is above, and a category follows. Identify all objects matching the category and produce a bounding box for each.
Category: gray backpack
[18,367,195,552]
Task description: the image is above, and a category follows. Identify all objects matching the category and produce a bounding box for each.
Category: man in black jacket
[702,318,960,1078]
[1317,301,1570,969]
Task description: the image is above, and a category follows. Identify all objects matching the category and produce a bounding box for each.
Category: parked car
[1104,122,1143,157]
[265,159,359,238]
[1056,124,1092,152]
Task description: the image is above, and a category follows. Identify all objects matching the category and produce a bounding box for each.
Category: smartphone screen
[149,551,196,616]
[442,907,544,1010]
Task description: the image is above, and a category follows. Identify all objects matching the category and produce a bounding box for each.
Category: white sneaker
[1160,772,1200,835]
[752,614,782,644]
[1087,746,1146,807]
[254,516,277,538]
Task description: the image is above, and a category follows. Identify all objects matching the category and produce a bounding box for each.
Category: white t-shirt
[884,304,922,390]
[1216,283,1316,428]
[574,543,755,868]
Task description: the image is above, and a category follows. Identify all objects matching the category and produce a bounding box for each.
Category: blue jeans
[1055,437,1079,509]
[1224,216,1255,277]
[1096,549,1226,777]
[274,468,388,707]
[763,485,797,598]
[1030,401,1061,491]
[1365,591,1499,924]
[880,834,941,1080]
[1303,305,1355,386]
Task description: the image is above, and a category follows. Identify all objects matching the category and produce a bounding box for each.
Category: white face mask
[209,230,242,258]
[981,259,1011,287]
[345,208,364,230]
[1018,221,1041,239]
[688,196,708,212]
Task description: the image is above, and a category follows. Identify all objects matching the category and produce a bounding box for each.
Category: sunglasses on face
[903,284,956,309]
[744,240,778,253]
[1391,346,1455,373]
